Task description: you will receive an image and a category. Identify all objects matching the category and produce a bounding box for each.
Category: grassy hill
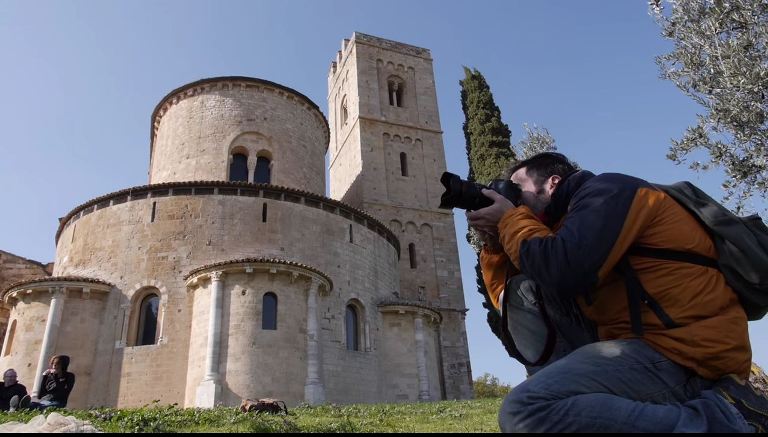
[0,398,503,433]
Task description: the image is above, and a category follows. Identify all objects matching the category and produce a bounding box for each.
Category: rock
[0,412,100,433]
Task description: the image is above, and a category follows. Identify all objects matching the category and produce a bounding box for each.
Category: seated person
[27,355,76,410]
[0,369,28,411]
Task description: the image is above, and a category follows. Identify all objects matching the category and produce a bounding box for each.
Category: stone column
[157,302,167,344]
[0,303,10,351]
[33,287,65,397]
[415,315,430,401]
[391,82,399,107]
[196,271,224,408]
[304,279,325,405]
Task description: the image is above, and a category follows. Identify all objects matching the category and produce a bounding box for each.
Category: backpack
[617,181,768,336]
[499,273,558,367]
[239,398,288,415]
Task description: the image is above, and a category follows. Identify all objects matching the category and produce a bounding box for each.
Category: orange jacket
[481,171,751,380]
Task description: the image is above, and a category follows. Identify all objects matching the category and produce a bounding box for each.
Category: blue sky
[1,0,765,387]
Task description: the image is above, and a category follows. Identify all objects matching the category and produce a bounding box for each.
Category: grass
[0,398,503,433]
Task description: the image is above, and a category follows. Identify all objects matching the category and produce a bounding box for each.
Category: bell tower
[328,33,472,399]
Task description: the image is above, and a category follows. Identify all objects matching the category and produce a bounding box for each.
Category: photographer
[467,152,766,432]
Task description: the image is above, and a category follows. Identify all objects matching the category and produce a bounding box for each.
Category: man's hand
[467,189,516,235]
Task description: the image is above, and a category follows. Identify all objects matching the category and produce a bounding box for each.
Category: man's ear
[548,175,562,192]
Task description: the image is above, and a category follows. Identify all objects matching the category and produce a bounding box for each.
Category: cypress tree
[459,67,516,339]
[460,67,515,185]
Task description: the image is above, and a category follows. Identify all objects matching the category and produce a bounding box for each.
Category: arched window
[3,320,16,356]
[341,95,349,124]
[137,294,160,346]
[409,243,417,269]
[388,77,404,107]
[345,305,359,351]
[254,156,271,184]
[400,152,408,177]
[262,292,277,330]
[229,153,249,182]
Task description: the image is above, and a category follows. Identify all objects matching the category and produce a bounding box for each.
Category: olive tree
[650,0,768,212]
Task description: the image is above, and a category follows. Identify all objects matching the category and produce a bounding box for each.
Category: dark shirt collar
[544,170,595,226]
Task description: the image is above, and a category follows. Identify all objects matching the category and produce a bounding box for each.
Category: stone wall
[0,250,52,347]
[150,78,328,194]
[186,271,310,406]
[0,250,52,292]
[0,296,49,386]
[49,190,398,407]
[50,290,110,408]
[0,283,118,409]
[379,311,443,401]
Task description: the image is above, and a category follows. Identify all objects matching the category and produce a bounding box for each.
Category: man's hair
[504,152,577,185]
[3,369,16,377]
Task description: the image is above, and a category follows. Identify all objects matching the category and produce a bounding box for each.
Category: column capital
[48,286,66,297]
[209,271,224,282]
[309,277,322,291]
[307,276,330,296]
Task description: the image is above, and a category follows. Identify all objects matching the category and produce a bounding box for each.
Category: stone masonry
[0,250,52,346]
[328,33,473,399]
[0,32,473,409]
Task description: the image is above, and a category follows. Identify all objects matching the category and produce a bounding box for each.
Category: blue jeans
[29,400,64,411]
[501,283,752,433]
[499,339,752,432]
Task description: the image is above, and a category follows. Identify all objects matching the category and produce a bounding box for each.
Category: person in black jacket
[0,369,28,411]
[28,355,75,410]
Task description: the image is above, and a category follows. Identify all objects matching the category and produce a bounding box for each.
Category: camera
[438,172,522,211]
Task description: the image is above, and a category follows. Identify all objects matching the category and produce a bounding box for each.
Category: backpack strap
[615,247,719,336]
[615,255,682,337]
[499,266,558,367]
[627,246,720,270]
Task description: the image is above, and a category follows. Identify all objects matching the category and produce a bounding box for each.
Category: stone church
[0,33,472,409]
